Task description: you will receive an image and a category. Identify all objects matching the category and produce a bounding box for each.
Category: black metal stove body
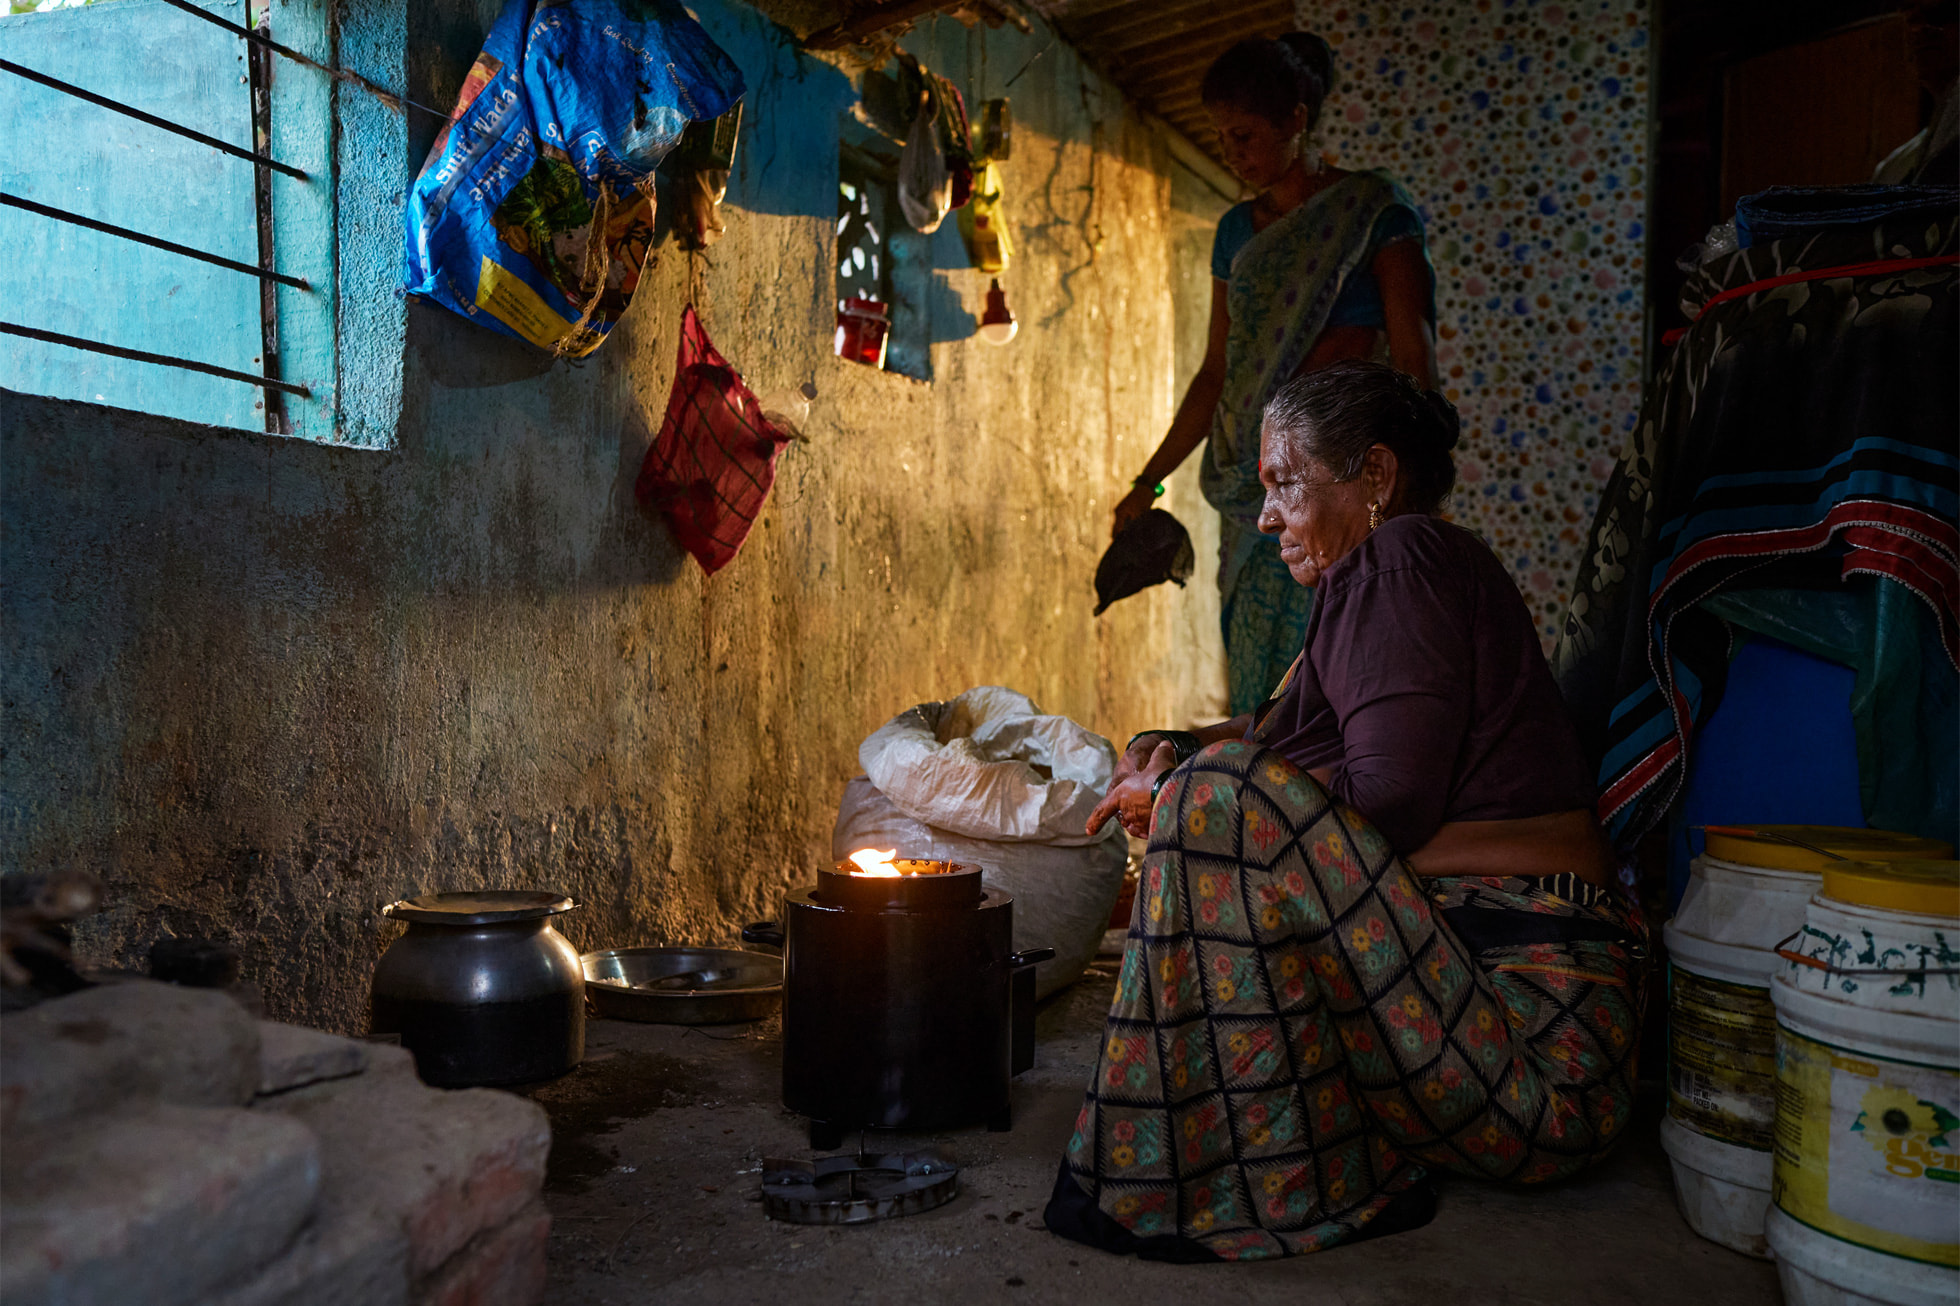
[745,861,1050,1149]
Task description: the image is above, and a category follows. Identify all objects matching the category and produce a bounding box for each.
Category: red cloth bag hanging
[635,306,795,574]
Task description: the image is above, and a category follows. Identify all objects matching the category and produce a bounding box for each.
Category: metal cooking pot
[370,890,583,1087]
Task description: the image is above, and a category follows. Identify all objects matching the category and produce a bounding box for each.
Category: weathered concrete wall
[0,1,1227,1031]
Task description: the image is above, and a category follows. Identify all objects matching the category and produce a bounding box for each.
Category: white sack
[833,777,1125,999]
[858,686,1116,845]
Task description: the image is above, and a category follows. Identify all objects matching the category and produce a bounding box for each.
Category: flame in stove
[847,848,901,877]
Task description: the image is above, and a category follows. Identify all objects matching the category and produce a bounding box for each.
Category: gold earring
[1368,502,1383,532]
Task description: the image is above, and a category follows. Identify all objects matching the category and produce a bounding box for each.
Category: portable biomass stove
[744,851,1052,1150]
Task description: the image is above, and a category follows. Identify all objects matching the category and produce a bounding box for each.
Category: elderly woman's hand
[1086,739,1178,840]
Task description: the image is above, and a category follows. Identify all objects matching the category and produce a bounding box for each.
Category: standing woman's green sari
[1201,171,1435,712]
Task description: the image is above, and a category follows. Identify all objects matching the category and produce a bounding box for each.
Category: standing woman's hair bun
[1278,33,1336,98]
[1201,33,1335,130]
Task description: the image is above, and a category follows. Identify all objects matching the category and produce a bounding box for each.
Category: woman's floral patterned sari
[1047,742,1646,1261]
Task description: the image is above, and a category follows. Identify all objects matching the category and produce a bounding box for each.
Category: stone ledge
[0,1104,320,1306]
[1,981,260,1134]
[415,1199,551,1306]
[253,1059,552,1281]
[257,1020,369,1096]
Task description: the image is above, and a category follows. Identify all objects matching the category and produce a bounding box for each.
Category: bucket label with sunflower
[1772,1026,1960,1267]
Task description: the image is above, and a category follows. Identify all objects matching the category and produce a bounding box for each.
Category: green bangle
[1130,476,1165,497]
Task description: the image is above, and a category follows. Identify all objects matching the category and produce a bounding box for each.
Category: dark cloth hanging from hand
[1094,509,1196,615]
[635,306,795,575]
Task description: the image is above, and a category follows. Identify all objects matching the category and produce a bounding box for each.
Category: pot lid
[382,890,577,925]
[1701,825,1952,872]
[1821,859,1960,919]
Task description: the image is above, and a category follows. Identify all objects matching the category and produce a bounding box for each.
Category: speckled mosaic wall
[1309,0,1652,644]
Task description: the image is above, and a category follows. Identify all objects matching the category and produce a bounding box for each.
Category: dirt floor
[527,951,1784,1305]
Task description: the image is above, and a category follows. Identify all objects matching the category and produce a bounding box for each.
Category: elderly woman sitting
[1046,360,1644,1262]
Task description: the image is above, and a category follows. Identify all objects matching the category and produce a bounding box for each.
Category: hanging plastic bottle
[958,161,1013,274]
[759,381,818,441]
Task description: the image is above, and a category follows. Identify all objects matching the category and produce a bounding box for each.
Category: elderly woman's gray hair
[1262,360,1460,514]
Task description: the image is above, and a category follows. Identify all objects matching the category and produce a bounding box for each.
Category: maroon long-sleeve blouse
[1247,514,1598,854]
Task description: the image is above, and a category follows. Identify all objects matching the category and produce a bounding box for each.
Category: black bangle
[1151,769,1174,806]
[1127,730,1202,765]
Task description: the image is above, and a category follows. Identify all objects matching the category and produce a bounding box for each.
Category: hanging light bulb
[978,277,1018,346]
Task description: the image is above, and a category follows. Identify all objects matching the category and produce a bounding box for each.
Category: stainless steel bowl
[582,947,783,1025]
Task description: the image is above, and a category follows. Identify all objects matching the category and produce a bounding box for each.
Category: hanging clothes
[635,306,796,574]
[1552,201,1959,853]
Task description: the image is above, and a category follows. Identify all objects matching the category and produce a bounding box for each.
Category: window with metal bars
[0,0,405,445]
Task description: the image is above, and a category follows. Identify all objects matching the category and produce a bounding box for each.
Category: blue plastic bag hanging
[405,0,745,356]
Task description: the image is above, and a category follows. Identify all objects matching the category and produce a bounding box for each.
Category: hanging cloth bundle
[897,94,952,233]
[894,54,974,233]
[635,307,797,574]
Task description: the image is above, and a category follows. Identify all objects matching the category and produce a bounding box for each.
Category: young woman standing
[1112,35,1439,713]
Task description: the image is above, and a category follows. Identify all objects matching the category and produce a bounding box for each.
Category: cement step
[0,980,259,1133]
[2,984,550,1306]
[0,1104,320,1306]
[242,1043,552,1303]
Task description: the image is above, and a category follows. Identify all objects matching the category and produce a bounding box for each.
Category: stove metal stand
[760,1149,960,1225]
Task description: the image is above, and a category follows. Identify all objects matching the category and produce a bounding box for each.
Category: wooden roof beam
[1123,9,1290,65]
[1082,0,1269,51]
[1047,0,1164,26]
[804,0,1027,49]
[1115,29,1261,82]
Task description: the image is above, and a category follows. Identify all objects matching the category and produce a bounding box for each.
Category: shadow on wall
[413,303,562,389]
[928,225,980,343]
[707,9,859,221]
[399,303,693,596]
[926,273,979,344]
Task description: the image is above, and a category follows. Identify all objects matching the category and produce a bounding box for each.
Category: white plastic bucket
[1659,1113,1776,1258]
[1660,853,1822,1256]
[1767,870,1960,1306]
